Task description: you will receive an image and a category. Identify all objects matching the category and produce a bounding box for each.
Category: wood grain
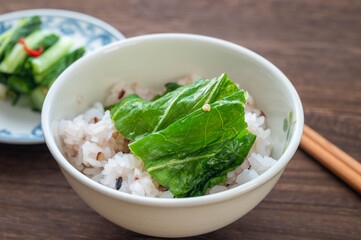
[300,125,361,193]
[0,0,360,239]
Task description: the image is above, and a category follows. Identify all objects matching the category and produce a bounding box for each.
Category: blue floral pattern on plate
[0,9,125,144]
[0,124,42,141]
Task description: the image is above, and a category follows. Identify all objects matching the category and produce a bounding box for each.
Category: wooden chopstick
[300,125,361,194]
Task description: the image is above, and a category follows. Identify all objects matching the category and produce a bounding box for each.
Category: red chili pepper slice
[17,38,43,57]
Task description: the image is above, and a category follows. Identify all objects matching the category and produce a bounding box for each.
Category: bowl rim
[42,33,304,207]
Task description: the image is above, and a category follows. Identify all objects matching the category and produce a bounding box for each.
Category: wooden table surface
[0,0,360,239]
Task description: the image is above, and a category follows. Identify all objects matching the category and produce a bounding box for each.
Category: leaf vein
[148,153,217,172]
[152,87,189,133]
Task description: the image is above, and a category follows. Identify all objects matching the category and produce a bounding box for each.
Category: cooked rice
[59,78,276,198]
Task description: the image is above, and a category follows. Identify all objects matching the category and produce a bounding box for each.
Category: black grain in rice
[115,176,123,190]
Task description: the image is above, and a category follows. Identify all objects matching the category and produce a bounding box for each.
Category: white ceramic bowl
[42,34,304,238]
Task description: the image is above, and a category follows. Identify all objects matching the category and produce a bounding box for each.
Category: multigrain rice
[59,78,277,198]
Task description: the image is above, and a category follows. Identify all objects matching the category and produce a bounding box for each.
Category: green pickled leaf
[0,16,41,62]
[20,34,60,77]
[112,73,256,197]
[0,16,86,112]
[29,36,74,75]
[7,75,34,94]
[0,30,49,74]
[129,91,248,161]
[131,124,256,197]
[111,73,245,141]
[36,33,60,52]
[36,46,85,87]
[0,72,9,85]
[162,129,256,197]
[30,85,48,111]
[129,91,255,197]
[6,89,20,105]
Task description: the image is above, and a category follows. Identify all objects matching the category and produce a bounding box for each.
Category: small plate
[0,9,125,144]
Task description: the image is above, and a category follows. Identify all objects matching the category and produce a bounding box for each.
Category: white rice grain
[236,169,259,184]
